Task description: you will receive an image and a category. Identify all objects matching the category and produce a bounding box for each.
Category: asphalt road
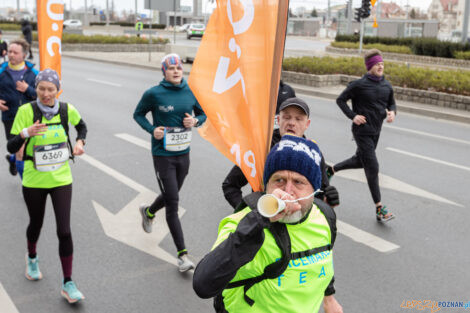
[0,57,469,313]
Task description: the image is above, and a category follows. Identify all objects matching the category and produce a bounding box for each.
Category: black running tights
[149,154,190,254]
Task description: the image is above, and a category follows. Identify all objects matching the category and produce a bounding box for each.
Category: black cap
[278,97,310,117]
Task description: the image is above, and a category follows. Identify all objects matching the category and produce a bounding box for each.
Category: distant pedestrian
[0,29,7,62]
[135,20,143,38]
[327,49,396,222]
[21,20,33,60]
[0,38,38,177]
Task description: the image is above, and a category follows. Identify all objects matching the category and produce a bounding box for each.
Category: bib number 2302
[163,127,192,152]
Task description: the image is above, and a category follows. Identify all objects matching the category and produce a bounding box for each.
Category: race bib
[163,127,192,152]
[33,142,69,172]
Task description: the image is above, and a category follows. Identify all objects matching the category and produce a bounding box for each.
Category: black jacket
[21,22,33,43]
[336,74,396,135]
[222,129,331,209]
[276,80,296,114]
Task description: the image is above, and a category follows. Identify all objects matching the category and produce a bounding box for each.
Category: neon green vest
[214,206,334,313]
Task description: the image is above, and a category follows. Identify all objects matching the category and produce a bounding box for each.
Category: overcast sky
[1,0,434,14]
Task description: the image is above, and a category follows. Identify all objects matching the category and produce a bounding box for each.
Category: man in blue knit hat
[194,135,343,313]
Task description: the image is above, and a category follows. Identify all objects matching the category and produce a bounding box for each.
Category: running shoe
[25,254,43,281]
[376,205,395,222]
[177,254,195,272]
[139,204,154,233]
[61,281,85,304]
[5,154,17,176]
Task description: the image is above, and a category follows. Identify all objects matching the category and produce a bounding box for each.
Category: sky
[1,0,434,14]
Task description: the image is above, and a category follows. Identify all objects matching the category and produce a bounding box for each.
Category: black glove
[324,185,339,207]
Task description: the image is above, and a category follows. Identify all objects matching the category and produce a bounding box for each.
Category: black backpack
[216,192,337,309]
[23,101,74,162]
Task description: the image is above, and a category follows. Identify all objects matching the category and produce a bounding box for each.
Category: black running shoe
[5,154,17,176]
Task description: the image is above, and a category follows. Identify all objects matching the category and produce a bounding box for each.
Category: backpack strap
[23,101,74,162]
[313,197,337,247]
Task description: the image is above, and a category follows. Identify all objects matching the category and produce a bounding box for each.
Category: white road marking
[384,125,470,146]
[115,132,401,253]
[79,153,189,269]
[0,283,19,313]
[337,221,400,253]
[115,133,150,150]
[387,147,470,172]
[86,78,122,87]
[79,154,149,192]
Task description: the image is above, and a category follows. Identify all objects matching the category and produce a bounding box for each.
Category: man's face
[369,61,384,77]
[279,106,310,137]
[164,64,183,85]
[8,44,26,66]
[266,170,314,223]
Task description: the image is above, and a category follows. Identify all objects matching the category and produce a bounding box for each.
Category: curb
[62,53,470,125]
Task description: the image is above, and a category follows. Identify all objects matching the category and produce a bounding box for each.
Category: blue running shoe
[25,254,43,281]
[61,281,85,304]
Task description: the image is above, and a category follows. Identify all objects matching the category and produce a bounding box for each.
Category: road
[0,57,469,313]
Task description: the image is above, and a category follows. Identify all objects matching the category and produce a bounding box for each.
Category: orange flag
[188,0,289,192]
[36,0,64,77]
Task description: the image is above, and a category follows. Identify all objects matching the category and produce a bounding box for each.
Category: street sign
[144,0,180,11]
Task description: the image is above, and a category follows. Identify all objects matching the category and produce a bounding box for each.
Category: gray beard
[278,210,303,224]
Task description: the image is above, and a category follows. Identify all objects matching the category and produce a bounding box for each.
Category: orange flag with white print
[188,0,289,192]
[37,0,64,77]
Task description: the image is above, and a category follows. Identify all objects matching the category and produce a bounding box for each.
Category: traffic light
[354,8,362,22]
[361,0,371,19]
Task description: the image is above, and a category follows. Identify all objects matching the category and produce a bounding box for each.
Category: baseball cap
[279,97,310,117]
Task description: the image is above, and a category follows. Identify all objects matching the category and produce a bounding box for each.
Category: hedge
[455,51,470,60]
[0,23,21,31]
[32,33,170,44]
[330,41,412,54]
[335,34,470,58]
[282,56,470,96]
[89,22,166,29]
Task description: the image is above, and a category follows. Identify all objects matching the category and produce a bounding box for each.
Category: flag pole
[265,0,290,173]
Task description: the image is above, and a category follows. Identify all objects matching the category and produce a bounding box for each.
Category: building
[372,1,407,18]
[427,0,459,34]
[456,0,470,40]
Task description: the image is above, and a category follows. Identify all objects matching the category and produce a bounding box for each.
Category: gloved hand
[324,185,339,207]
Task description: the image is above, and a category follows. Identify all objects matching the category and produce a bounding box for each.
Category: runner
[327,49,396,222]
[7,69,87,303]
[134,53,207,272]
[0,38,38,177]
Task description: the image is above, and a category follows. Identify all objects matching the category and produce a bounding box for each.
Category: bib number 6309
[230,143,256,177]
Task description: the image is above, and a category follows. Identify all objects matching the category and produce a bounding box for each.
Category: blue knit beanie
[263,135,322,190]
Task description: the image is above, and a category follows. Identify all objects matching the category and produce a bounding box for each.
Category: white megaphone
[257,194,286,218]
[257,191,320,218]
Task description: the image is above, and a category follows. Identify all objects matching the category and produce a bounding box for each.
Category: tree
[311,8,318,17]
[410,8,416,19]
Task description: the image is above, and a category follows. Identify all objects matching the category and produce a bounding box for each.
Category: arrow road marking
[115,133,400,253]
[386,147,470,172]
[0,283,19,313]
[79,154,186,268]
[337,221,400,253]
[86,78,122,87]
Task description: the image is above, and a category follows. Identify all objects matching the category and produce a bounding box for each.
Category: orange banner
[36,0,64,76]
[188,0,289,191]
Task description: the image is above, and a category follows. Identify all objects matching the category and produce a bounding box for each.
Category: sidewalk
[61,51,470,125]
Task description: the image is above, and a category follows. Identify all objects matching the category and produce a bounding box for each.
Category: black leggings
[334,133,381,204]
[149,154,190,254]
[23,184,73,258]
[3,119,14,141]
